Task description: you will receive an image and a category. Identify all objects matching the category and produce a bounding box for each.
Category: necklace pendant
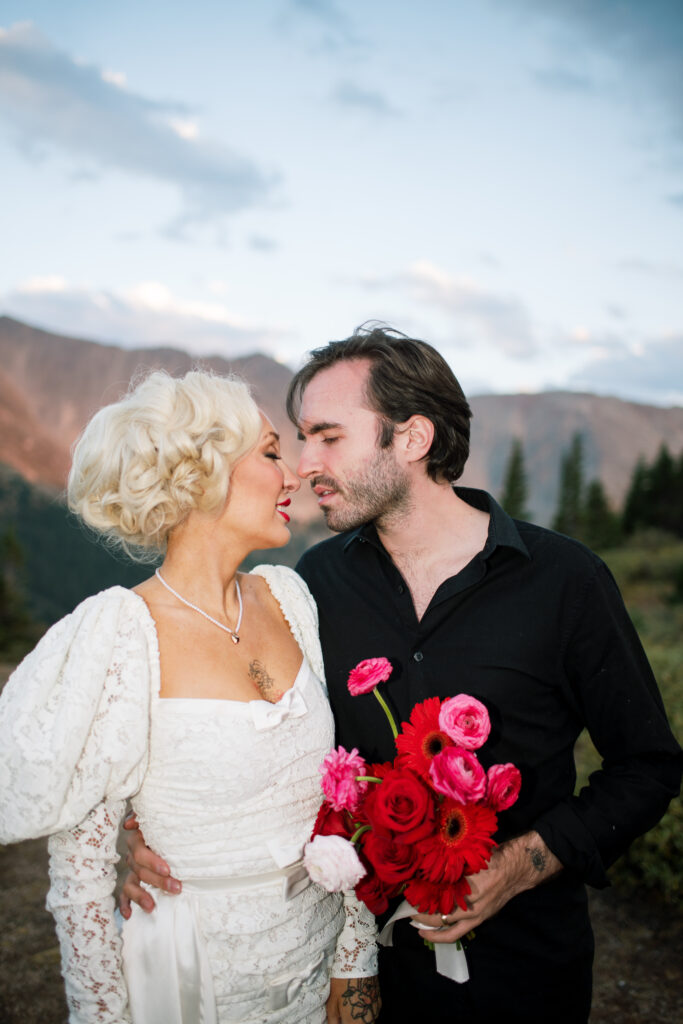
[231,634,240,644]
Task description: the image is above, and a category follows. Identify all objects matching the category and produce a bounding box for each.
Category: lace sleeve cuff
[47,799,132,1023]
[331,891,379,978]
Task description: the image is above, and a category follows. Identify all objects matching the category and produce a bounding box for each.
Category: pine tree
[622,457,649,535]
[0,529,38,660]
[500,438,530,520]
[648,444,677,535]
[582,479,621,550]
[552,433,585,538]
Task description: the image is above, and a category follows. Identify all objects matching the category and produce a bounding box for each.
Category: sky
[0,0,681,405]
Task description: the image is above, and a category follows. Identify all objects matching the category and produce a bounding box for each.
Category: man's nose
[296,442,319,480]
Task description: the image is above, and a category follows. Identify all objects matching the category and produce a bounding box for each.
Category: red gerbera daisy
[415,798,498,885]
[404,874,472,915]
[395,696,454,779]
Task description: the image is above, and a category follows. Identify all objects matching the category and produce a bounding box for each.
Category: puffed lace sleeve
[0,587,158,1023]
[250,565,379,977]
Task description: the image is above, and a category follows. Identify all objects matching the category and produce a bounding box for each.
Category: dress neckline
[156,656,309,706]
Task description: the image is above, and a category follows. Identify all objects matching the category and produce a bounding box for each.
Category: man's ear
[395,415,434,465]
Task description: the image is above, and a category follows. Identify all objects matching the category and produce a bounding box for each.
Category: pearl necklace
[155,568,243,644]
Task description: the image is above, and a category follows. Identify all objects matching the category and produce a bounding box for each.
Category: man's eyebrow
[296,421,343,440]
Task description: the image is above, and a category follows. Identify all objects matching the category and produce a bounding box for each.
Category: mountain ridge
[1,314,682,525]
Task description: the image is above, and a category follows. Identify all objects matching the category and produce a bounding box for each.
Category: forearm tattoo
[248,660,283,702]
[340,977,382,1022]
[526,845,548,873]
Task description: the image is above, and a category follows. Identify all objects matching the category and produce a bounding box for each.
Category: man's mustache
[310,476,339,492]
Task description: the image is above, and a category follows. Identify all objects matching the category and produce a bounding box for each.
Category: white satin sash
[122,888,217,1024]
[121,861,315,1022]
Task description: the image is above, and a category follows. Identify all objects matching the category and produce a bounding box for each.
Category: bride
[0,370,378,1024]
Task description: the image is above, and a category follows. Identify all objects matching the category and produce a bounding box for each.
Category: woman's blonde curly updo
[67,369,262,560]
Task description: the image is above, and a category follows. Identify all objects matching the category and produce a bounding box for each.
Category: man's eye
[322,437,338,445]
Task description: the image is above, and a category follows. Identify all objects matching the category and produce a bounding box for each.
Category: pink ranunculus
[347,657,393,696]
[438,694,491,750]
[320,746,370,813]
[303,834,367,892]
[486,763,522,811]
[429,747,487,804]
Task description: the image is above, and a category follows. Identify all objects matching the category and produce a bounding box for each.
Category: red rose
[355,869,399,916]
[311,801,353,841]
[363,767,436,843]
[362,829,419,884]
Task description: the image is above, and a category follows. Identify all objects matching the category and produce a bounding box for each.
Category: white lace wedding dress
[0,565,376,1024]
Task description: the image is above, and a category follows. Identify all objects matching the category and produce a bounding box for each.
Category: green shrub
[574,545,683,907]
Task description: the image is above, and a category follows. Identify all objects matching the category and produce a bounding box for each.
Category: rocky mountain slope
[2,315,682,525]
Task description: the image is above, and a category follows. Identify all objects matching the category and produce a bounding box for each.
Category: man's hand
[326,976,381,1023]
[413,831,562,944]
[119,814,182,919]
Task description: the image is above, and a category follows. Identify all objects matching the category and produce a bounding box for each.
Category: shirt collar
[342,486,530,560]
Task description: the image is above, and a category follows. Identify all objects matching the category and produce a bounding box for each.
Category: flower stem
[373,687,398,739]
[351,824,371,844]
[356,775,383,784]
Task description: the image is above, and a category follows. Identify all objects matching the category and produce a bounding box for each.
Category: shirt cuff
[533,801,610,889]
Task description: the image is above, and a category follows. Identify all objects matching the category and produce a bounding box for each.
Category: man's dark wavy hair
[286,323,472,482]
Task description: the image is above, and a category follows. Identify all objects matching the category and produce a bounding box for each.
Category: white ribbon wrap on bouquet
[378,898,470,983]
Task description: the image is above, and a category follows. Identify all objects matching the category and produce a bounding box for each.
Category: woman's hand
[326,976,381,1023]
[118,813,182,918]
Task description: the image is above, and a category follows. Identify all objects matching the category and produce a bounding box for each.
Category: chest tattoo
[248,659,284,703]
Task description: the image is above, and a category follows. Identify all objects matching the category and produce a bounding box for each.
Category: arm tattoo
[340,977,381,1022]
[248,660,283,703]
[526,845,547,873]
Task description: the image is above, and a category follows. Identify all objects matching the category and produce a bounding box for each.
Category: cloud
[3,277,291,357]
[0,23,275,234]
[331,80,401,117]
[508,1,683,154]
[569,334,683,405]
[532,67,594,93]
[279,0,364,53]
[361,261,538,358]
[248,233,279,252]
[617,257,683,280]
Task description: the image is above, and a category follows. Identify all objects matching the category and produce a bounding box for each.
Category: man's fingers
[125,840,172,880]
[134,865,181,893]
[121,873,157,914]
[418,918,475,943]
[119,890,132,920]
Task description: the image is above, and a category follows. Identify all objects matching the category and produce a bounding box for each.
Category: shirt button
[413,651,423,662]
[397,584,405,594]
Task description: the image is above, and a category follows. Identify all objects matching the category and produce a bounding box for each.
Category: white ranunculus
[303,834,367,892]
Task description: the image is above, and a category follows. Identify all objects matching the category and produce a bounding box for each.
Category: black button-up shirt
[297,488,681,975]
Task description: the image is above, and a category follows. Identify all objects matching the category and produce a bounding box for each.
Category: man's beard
[317,448,411,532]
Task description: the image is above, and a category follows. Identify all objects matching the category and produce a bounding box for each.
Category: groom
[124,325,681,1022]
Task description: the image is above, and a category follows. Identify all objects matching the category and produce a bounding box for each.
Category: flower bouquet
[304,658,521,978]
